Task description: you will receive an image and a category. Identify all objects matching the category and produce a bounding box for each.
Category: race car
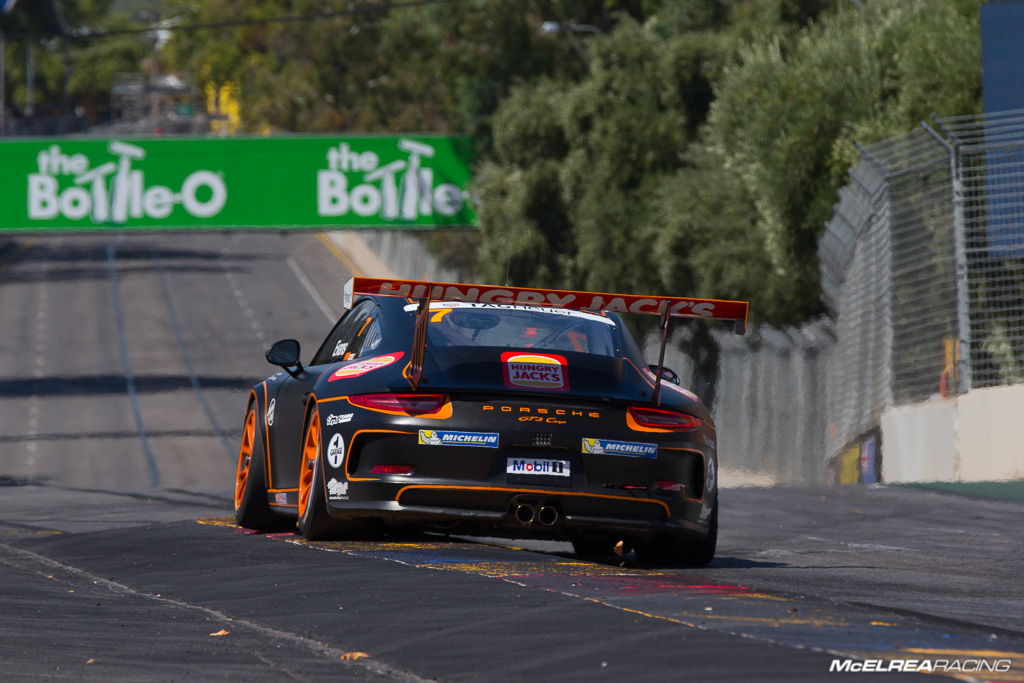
[233,277,748,565]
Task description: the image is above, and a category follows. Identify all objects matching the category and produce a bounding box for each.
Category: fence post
[1,30,6,137]
[922,121,972,394]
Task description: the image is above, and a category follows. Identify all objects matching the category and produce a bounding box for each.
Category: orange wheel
[234,399,292,532]
[234,409,257,510]
[297,409,321,519]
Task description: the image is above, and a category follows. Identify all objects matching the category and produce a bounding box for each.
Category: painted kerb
[1,135,476,231]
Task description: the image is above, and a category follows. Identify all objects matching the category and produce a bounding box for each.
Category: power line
[2,0,464,41]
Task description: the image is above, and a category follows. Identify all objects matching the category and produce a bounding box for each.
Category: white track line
[287,256,335,323]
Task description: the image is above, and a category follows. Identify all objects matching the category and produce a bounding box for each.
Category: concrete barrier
[957,384,1024,481]
[881,384,1024,482]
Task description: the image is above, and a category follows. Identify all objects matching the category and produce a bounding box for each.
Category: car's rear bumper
[324,480,712,542]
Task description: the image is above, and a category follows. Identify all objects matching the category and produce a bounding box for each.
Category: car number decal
[327,352,404,381]
[506,458,570,476]
[326,434,345,468]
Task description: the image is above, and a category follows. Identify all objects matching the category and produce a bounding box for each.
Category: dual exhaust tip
[514,503,559,526]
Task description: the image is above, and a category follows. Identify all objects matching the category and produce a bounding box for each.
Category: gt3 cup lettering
[326,433,345,468]
[518,415,566,424]
[325,413,353,426]
[506,458,571,476]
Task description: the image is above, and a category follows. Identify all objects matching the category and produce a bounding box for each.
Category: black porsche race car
[233,277,747,565]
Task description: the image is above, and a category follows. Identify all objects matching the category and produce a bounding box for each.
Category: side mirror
[267,339,303,377]
[648,364,681,385]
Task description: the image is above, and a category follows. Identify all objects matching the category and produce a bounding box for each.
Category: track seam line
[286,255,335,323]
[106,242,160,489]
[152,247,236,461]
[315,232,364,277]
[0,543,430,683]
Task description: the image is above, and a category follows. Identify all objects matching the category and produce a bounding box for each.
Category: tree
[1,1,150,128]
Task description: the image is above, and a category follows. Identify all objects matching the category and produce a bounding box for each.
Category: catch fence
[818,108,1024,468]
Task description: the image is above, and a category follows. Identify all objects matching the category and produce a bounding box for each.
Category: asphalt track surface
[1,233,1022,682]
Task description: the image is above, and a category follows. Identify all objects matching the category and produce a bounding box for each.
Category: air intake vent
[532,432,553,448]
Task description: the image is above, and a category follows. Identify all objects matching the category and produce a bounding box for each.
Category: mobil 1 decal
[506,458,570,477]
[501,352,568,392]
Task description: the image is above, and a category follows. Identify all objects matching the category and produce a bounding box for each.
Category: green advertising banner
[0,135,476,231]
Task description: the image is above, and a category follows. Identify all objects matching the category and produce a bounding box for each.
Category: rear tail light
[629,406,701,431]
[349,393,447,415]
[656,481,685,493]
[369,464,413,475]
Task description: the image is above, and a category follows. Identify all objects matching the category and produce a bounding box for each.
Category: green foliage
[1,0,149,121]
[698,0,980,323]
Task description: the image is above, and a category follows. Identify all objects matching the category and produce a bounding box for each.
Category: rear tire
[297,407,343,540]
[636,501,718,567]
[297,403,382,541]
[234,403,293,532]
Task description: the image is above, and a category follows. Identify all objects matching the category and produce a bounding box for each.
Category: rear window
[406,302,618,357]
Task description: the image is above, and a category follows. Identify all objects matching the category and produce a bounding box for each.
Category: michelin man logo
[418,430,443,446]
[28,142,227,224]
[581,438,605,454]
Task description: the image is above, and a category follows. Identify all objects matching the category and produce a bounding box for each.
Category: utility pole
[25,39,33,117]
[1,29,6,136]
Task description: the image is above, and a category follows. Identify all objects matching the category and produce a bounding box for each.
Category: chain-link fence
[820,108,1024,464]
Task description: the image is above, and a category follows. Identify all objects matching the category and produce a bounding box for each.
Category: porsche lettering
[482,405,601,419]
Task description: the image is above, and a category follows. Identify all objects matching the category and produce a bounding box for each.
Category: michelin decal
[418,430,499,448]
[581,438,657,459]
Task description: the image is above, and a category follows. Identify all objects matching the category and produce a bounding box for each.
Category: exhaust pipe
[514,504,536,525]
[537,505,559,526]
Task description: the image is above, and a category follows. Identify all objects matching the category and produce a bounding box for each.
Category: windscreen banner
[0,135,476,232]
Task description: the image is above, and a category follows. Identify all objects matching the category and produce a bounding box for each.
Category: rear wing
[344,277,748,331]
[343,277,748,404]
